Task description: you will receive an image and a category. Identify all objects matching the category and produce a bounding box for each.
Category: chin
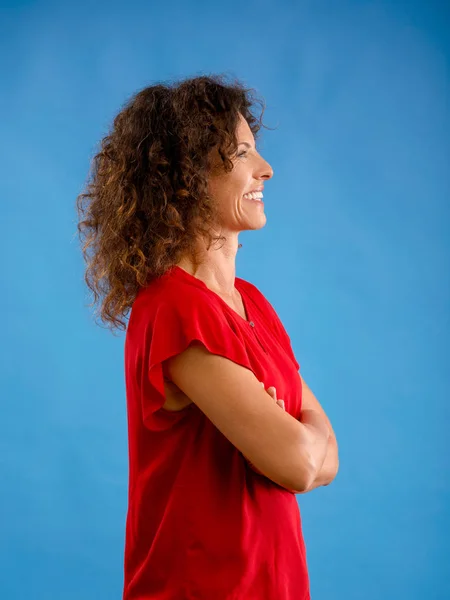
[246,216,267,231]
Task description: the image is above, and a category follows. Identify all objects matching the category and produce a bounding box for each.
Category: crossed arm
[245,373,339,493]
[296,374,339,493]
[290,373,339,494]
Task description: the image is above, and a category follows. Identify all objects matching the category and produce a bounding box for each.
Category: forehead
[236,114,254,142]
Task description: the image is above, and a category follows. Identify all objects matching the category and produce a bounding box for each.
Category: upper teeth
[243,191,263,200]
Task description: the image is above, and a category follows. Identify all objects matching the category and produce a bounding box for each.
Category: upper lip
[244,186,264,194]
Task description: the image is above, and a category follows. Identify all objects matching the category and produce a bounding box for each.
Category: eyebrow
[237,142,255,149]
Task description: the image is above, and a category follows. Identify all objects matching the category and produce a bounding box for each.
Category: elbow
[289,452,320,494]
[322,460,340,487]
[316,452,340,489]
[325,440,340,485]
[329,455,340,483]
[289,470,316,494]
[290,449,340,493]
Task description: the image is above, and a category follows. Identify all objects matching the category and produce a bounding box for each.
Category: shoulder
[130,269,225,331]
[136,269,208,307]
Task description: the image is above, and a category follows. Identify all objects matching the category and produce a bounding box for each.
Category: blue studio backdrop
[1,1,449,598]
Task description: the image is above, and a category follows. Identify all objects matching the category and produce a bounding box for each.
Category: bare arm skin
[258,377,339,493]
[296,375,339,492]
[163,342,330,493]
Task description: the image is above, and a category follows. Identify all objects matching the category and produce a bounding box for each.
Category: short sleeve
[144,293,254,431]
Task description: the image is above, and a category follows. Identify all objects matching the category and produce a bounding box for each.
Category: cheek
[234,178,250,201]
[210,176,237,199]
[209,166,248,205]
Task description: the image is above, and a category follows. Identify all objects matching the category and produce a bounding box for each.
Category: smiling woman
[76,75,267,331]
[76,74,337,600]
[205,112,272,234]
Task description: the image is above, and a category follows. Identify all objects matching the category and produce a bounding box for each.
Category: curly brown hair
[76,74,267,333]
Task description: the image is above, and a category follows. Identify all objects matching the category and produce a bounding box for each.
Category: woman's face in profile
[208,114,273,234]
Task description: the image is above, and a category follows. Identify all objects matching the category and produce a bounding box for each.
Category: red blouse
[123,265,310,599]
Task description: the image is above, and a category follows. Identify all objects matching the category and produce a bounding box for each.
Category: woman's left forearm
[297,433,339,493]
[296,374,339,493]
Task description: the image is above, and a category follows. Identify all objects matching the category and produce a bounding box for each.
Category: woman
[77,74,339,599]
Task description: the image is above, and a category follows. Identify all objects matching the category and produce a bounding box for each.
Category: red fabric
[123,265,310,600]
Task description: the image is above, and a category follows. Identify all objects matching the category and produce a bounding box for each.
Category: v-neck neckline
[170,265,252,324]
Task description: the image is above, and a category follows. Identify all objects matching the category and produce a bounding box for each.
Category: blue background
[1,0,449,598]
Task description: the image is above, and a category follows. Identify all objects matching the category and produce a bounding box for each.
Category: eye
[237,150,248,158]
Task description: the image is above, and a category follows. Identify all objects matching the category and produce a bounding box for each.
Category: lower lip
[244,197,264,206]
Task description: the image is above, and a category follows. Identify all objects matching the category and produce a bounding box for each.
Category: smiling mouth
[243,191,264,202]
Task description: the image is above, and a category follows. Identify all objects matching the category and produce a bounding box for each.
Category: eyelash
[238,151,248,158]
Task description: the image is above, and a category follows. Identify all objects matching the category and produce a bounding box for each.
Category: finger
[276,399,285,410]
[267,386,277,400]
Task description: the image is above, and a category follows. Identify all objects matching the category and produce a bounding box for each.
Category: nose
[255,156,274,181]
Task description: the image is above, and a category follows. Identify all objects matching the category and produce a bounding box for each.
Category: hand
[260,381,285,411]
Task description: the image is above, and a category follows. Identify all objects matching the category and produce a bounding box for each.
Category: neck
[176,234,241,298]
